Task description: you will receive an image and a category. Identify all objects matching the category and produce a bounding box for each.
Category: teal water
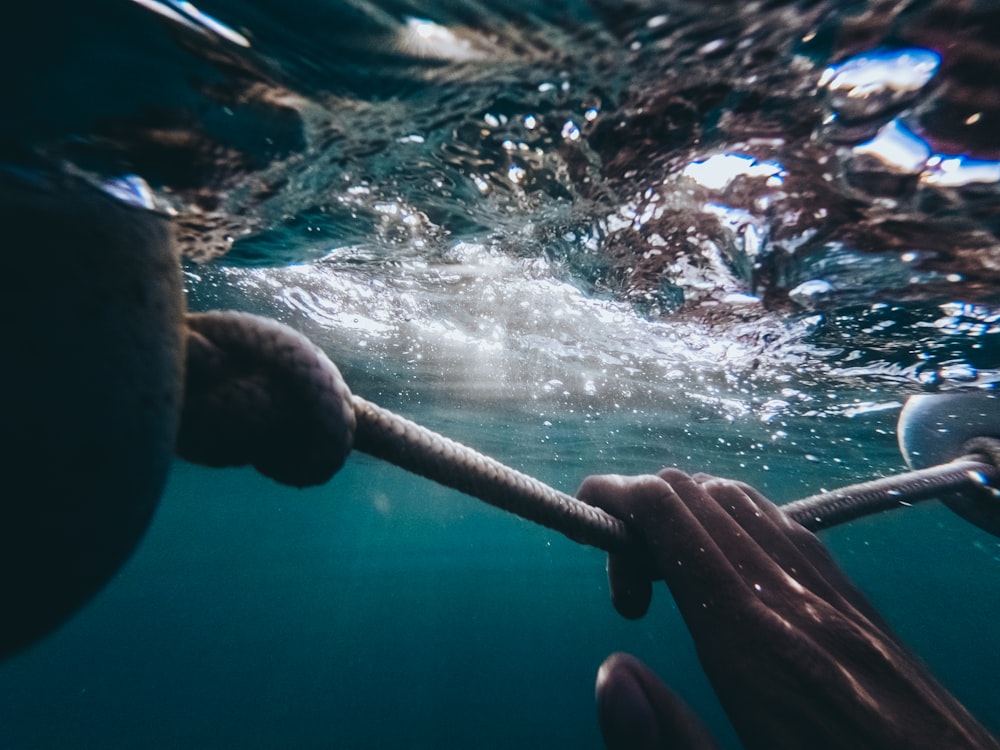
[2,402,999,747]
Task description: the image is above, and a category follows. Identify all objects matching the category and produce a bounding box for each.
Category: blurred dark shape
[0,168,184,658]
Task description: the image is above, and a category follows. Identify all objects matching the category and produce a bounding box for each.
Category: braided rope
[353,390,1000,542]
[351,396,634,552]
[782,458,1000,531]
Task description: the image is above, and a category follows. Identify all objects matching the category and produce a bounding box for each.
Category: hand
[577,469,999,750]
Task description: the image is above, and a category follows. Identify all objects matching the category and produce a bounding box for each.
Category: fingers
[691,474,896,632]
[577,473,770,626]
[693,472,842,567]
[578,469,893,638]
[642,470,801,625]
[577,474,655,619]
[607,551,654,620]
[689,475,847,600]
[596,652,721,750]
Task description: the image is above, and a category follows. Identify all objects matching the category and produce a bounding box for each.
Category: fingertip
[608,553,653,620]
[655,467,692,484]
[596,652,662,750]
[596,652,721,750]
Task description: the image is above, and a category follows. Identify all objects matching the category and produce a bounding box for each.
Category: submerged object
[0,168,184,658]
[898,392,1000,469]
[897,392,1000,537]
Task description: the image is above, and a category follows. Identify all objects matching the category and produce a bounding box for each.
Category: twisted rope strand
[352,396,635,552]
[782,458,999,531]
[351,394,1000,550]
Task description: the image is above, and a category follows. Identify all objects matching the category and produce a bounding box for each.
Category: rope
[351,396,635,552]
[183,311,1000,553]
[352,393,1000,545]
[348,404,1000,547]
[782,457,1000,531]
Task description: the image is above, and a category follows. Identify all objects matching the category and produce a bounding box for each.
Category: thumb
[596,652,722,750]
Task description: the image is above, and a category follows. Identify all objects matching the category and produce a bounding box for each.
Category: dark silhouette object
[0,170,184,659]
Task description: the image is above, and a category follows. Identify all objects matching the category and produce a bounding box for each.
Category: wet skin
[578,469,1000,750]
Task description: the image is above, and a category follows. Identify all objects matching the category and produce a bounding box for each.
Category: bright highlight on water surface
[129,0,250,46]
[853,119,930,173]
[681,153,786,190]
[398,17,493,61]
[853,119,1000,187]
[922,155,1000,187]
[819,48,940,98]
[100,175,158,210]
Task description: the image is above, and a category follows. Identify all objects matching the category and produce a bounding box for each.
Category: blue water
[3,405,999,747]
[4,0,1000,747]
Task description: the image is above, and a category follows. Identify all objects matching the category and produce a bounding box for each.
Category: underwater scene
[3,0,1000,747]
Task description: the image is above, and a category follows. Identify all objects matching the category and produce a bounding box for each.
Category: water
[4,0,1000,747]
[3,431,1000,749]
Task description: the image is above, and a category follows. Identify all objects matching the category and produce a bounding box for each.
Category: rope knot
[179,311,356,487]
[961,436,1000,471]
